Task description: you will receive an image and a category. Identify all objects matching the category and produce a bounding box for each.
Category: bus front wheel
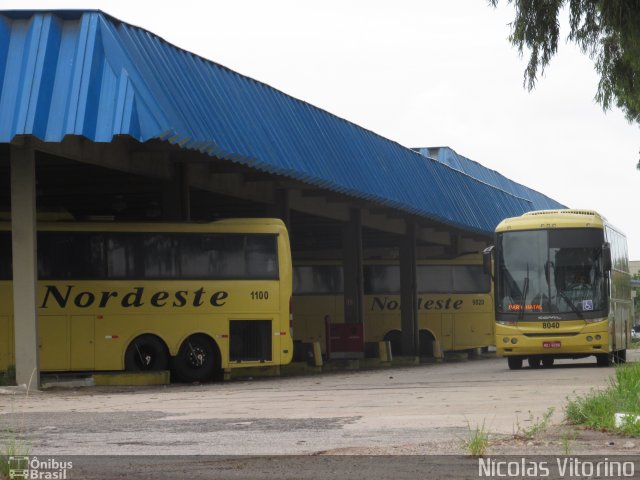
[124,334,169,372]
[596,354,612,367]
[173,334,221,383]
[528,357,542,369]
[507,356,523,370]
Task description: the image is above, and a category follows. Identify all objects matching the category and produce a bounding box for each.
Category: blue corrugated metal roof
[415,147,566,211]
[0,10,561,235]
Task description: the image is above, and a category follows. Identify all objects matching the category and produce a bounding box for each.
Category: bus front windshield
[496,229,606,317]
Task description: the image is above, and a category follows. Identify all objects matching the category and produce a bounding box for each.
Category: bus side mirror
[602,242,612,272]
[482,246,494,276]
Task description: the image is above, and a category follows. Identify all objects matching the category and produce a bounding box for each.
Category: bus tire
[173,334,220,383]
[507,356,523,370]
[542,358,554,368]
[596,354,612,367]
[528,357,542,369]
[383,331,403,357]
[124,334,169,372]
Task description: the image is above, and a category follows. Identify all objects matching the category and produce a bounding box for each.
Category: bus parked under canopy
[0,218,293,382]
[293,254,494,358]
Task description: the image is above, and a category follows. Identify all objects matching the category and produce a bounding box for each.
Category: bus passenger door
[70,315,94,370]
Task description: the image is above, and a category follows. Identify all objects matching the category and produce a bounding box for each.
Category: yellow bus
[0,218,293,382]
[293,254,494,357]
[485,209,632,369]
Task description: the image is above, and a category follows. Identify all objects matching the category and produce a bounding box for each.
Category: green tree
[491,0,640,168]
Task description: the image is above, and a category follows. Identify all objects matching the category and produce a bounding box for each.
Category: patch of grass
[0,365,16,386]
[464,421,490,458]
[561,429,577,455]
[515,407,555,439]
[565,362,640,436]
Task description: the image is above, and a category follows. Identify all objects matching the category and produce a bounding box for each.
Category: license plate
[543,341,561,348]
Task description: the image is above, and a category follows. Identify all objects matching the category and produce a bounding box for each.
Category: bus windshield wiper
[557,289,583,319]
[518,264,530,322]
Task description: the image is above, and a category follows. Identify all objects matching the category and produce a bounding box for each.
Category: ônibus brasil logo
[8,456,73,479]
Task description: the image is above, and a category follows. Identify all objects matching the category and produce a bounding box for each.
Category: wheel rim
[134,344,157,370]
[185,342,207,370]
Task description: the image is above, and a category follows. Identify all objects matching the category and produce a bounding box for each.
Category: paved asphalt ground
[1,351,639,478]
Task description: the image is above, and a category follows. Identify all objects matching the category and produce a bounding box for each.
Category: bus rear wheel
[124,334,169,372]
[542,358,554,368]
[173,334,220,383]
[507,356,523,370]
[419,330,436,358]
[383,331,403,357]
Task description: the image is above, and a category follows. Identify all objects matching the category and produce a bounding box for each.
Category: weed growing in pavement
[561,429,577,455]
[464,420,490,458]
[565,362,640,436]
[515,407,555,440]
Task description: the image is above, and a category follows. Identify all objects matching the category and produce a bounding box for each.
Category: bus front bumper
[496,331,609,357]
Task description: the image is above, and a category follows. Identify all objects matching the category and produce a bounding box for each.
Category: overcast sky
[3,1,639,257]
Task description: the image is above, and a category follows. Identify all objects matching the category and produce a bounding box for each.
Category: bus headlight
[595,335,601,341]
[586,336,593,342]
[502,337,509,343]
[510,338,518,344]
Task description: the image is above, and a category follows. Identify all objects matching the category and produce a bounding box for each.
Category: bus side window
[452,266,490,293]
[293,266,341,294]
[417,266,452,293]
[245,235,278,279]
[38,232,105,279]
[364,265,400,294]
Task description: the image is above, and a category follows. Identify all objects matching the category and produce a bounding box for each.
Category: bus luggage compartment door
[230,320,272,362]
[70,315,95,370]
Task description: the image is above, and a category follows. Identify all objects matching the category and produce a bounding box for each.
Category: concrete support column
[400,222,418,356]
[163,162,190,221]
[10,143,40,389]
[267,189,290,230]
[342,208,363,324]
[180,163,191,221]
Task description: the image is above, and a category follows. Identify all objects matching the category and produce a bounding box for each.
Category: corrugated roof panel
[417,146,565,211]
[0,10,558,235]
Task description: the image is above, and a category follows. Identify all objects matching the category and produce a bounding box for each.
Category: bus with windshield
[484,209,631,369]
[0,218,293,382]
[293,254,494,358]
